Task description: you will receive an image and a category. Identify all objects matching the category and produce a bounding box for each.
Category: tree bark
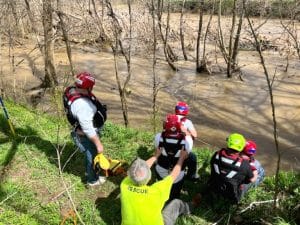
[42,0,57,87]
[196,0,204,72]
[180,0,187,60]
[56,0,75,76]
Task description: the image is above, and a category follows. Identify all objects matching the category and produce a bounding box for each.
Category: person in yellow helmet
[120,148,201,225]
[208,133,257,203]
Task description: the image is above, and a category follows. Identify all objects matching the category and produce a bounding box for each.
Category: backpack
[157,131,186,170]
[63,86,107,129]
[209,150,245,203]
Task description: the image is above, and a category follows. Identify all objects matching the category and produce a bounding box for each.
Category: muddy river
[1,15,299,176]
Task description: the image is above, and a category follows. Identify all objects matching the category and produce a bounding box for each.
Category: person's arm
[146,147,162,168]
[187,120,197,138]
[72,99,104,154]
[188,128,197,139]
[90,135,104,154]
[249,170,258,183]
[170,150,188,182]
[181,120,197,139]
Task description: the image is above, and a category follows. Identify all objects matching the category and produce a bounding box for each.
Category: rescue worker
[120,148,200,225]
[154,114,191,200]
[63,72,107,186]
[240,140,265,196]
[175,101,199,181]
[208,133,256,203]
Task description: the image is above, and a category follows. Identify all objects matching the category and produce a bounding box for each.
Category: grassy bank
[0,100,299,225]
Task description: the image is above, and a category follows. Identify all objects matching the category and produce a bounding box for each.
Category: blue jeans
[241,159,265,196]
[71,131,98,184]
[162,199,191,225]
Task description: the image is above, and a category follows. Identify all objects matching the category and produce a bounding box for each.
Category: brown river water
[1,16,299,176]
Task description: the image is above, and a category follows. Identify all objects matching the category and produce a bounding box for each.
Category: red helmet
[75,72,95,89]
[175,101,189,116]
[243,140,257,156]
[163,114,181,133]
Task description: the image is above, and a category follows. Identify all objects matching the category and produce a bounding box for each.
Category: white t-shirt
[177,115,195,132]
[70,97,97,138]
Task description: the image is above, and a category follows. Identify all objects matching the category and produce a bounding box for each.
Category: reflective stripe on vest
[213,152,242,178]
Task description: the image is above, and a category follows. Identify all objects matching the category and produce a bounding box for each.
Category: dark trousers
[186,152,198,178]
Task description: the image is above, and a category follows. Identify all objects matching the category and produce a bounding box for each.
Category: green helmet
[227,133,246,152]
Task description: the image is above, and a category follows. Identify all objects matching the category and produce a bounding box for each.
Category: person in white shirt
[63,72,107,186]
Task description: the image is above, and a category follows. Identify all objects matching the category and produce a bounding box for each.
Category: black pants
[186,152,198,178]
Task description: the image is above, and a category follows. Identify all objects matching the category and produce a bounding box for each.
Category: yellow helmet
[227,133,246,152]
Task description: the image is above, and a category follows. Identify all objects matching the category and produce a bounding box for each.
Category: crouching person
[208,133,256,204]
[120,148,197,225]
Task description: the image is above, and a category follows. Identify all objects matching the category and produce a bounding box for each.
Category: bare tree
[201,0,216,74]
[231,0,246,72]
[105,0,132,127]
[155,0,178,71]
[246,6,281,208]
[150,0,163,133]
[24,0,43,53]
[180,0,188,60]
[56,0,75,76]
[196,0,204,72]
[217,0,245,78]
[279,1,300,61]
[42,0,58,87]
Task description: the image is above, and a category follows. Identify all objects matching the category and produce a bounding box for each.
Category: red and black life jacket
[63,86,107,129]
[157,131,186,170]
[209,149,246,203]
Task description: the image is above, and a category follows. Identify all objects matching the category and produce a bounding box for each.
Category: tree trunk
[156,0,178,71]
[105,0,131,127]
[246,6,280,209]
[231,0,245,71]
[180,0,187,60]
[24,0,43,53]
[196,0,204,72]
[151,0,159,133]
[57,0,75,77]
[42,0,57,87]
[227,0,237,78]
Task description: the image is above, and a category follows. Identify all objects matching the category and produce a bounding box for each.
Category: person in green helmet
[208,133,257,203]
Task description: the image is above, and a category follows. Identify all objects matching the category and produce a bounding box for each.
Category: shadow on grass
[95,187,121,225]
[0,116,87,195]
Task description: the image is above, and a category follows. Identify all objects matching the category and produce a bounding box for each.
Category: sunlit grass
[0,100,299,225]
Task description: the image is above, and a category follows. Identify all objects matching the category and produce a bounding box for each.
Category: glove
[93,153,110,172]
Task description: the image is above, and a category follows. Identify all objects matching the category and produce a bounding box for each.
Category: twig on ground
[238,199,278,214]
[211,215,225,225]
[0,191,18,205]
[48,182,79,202]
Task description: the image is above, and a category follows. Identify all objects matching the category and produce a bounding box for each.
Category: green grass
[0,100,299,225]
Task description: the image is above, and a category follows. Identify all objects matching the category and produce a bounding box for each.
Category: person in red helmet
[154,114,191,200]
[175,102,197,142]
[175,101,199,181]
[240,140,265,197]
[63,72,107,187]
